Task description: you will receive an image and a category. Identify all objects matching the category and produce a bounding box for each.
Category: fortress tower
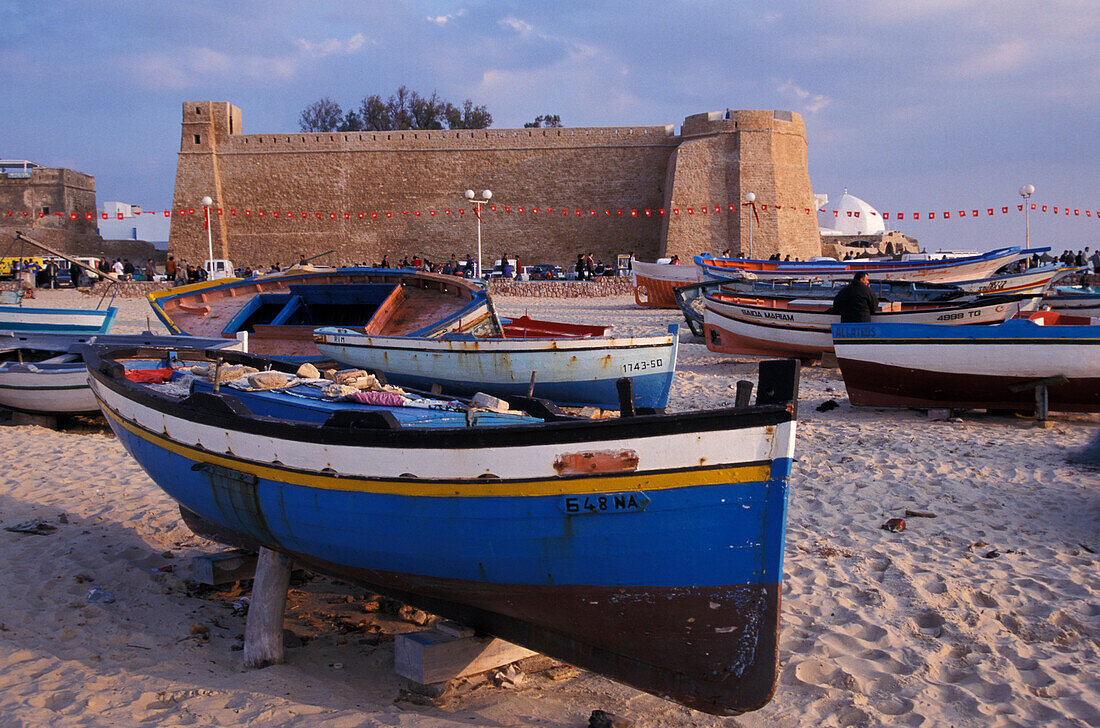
[170,102,820,267]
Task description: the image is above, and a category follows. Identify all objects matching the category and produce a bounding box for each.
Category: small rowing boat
[0,332,238,415]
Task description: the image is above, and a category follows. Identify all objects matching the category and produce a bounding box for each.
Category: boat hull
[632,261,700,308]
[147,268,499,359]
[1043,291,1100,317]
[0,364,97,413]
[832,319,1100,411]
[0,334,245,416]
[86,351,799,715]
[696,246,1026,284]
[0,305,117,335]
[315,326,680,409]
[703,294,1035,359]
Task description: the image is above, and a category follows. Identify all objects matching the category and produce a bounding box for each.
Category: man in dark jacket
[829,271,879,323]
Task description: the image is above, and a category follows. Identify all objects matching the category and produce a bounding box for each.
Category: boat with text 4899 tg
[83,344,800,715]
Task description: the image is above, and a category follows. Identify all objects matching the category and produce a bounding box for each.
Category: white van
[204,259,235,280]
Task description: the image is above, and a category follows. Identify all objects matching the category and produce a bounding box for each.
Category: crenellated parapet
[170,102,820,268]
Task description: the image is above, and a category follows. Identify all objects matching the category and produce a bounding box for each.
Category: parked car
[526,264,563,280]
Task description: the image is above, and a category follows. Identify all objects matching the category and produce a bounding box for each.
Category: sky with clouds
[2,0,1097,252]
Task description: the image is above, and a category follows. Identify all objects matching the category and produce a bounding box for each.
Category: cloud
[777,80,830,114]
[427,10,465,25]
[121,32,368,90]
[500,16,534,37]
[477,39,643,124]
[294,32,367,57]
[952,40,1031,77]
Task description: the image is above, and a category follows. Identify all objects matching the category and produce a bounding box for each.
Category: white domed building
[818,190,918,258]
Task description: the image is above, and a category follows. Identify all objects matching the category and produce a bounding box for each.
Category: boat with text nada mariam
[83,343,800,716]
[832,311,1100,412]
[703,290,1040,360]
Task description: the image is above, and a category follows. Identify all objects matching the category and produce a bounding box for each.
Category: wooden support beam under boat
[243,547,293,669]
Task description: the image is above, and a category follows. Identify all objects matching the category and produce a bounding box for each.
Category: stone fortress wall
[170,102,821,269]
[0,167,99,253]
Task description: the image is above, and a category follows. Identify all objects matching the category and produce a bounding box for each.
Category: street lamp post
[1019,184,1035,250]
[201,195,214,277]
[744,192,756,259]
[465,189,492,277]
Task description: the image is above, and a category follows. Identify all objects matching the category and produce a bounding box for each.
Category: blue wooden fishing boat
[832,311,1100,412]
[83,344,800,715]
[147,267,501,360]
[695,246,1030,283]
[313,324,680,409]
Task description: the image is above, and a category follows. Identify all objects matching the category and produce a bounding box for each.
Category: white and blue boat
[314,324,680,409]
[695,246,1031,283]
[832,311,1100,412]
[1043,284,1100,318]
[84,344,800,715]
[0,332,239,415]
[0,302,117,335]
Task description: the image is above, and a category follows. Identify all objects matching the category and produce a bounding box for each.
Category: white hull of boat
[315,327,680,409]
[703,295,1037,359]
[698,247,1026,284]
[0,305,117,335]
[632,261,701,308]
[0,366,97,414]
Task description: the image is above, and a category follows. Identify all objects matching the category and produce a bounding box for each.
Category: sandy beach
[0,288,1096,727]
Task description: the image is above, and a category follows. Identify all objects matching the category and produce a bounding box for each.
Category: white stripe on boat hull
[90,377,794,480]
[704,297,1033,357]
[0,369,98,413]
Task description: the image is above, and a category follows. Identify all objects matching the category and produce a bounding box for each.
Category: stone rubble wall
[4,273,1096,300]
[1,276,638,299]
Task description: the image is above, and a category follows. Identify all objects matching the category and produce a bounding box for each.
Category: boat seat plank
[251,325,325,340]
[40,353,81,364]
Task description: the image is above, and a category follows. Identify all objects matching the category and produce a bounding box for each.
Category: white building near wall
[819,190,887,236]
[96,201,171,248]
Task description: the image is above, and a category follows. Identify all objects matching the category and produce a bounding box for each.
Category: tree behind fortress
[299,87,492,132]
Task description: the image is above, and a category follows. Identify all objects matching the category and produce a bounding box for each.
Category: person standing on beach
[829,271,879,323]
